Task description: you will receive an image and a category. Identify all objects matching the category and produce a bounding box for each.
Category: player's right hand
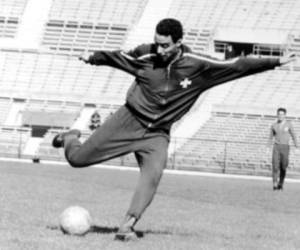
[79,51,93,63]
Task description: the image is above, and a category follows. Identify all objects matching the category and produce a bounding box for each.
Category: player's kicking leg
[115,135,169,241]
[51,106,143,168]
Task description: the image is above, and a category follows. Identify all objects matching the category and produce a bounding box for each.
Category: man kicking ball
[52,18,296,241]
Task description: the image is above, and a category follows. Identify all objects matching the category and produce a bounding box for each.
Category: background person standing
[268,108,298,190]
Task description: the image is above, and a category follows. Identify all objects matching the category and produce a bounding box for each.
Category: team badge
[179,78,192,88]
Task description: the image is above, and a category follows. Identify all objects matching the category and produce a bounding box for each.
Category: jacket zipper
[165,50,182,92]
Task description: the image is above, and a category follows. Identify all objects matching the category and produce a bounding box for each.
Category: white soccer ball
[59,206,92,236]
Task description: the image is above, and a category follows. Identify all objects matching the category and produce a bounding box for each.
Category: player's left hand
[279,53,296,65]
[79,51,93,63]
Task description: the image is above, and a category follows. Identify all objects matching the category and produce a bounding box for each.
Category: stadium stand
[0,97,13,125]
[0,0,28,38]
[220,68,300,109]
[42,21,129,53]
[41,0,148,53]
[0,0,300,177]
[0,126,31,158]
[168,0,300,31]
[183,28,212,53]
[290,34,300,57]
[21,99,82,128]
[173,111,300,174]
[0,49,121,103]
[47,0,147,24]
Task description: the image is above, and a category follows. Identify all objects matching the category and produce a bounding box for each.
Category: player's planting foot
[273,182,278,190]
[277,183,283,191]
[52,129,81,148]
[114,227,138,241]
[114,215,138,241]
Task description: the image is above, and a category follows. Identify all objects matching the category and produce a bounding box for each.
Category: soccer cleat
[114,215,138,241]
[52,129,81,148]
[277,183,283,191]
[114,227,138,241]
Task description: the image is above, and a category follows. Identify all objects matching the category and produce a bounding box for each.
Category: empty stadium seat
[0,0,28,38]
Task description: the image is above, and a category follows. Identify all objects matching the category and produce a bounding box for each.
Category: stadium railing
[3,130,300,178]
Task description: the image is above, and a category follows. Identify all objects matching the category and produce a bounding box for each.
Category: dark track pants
[272,144,290,186]
[63,105,169,219]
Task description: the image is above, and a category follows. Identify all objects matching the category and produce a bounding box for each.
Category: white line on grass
[1,157,300,183]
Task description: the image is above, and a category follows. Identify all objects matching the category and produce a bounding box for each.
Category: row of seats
[0,16,19,38]
[0,49,132,104]
[24,99,82,113]
[168,0,300,31]
[0,0,28,38]
[290,34,300,57]
[182,28,212,54]
[0,0,28,17]
[42,21,128,53]
[0,126,31,158]
[48,0,148,25]
[173,112,300,173]
[221,68,300,108]
[0,97,12,124]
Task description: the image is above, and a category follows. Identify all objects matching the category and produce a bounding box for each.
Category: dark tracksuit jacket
[88,44,281,133]
[64,44,281,219]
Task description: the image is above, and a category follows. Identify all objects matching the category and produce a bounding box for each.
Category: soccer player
[268,108,298,190]
[52,18,296,240]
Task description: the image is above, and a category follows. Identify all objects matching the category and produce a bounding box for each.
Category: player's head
[154,18,183,63]
[277,107,287,122]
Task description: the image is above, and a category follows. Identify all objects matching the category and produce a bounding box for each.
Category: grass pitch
[0,160,300,250]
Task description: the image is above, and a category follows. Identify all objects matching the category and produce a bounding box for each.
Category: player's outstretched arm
[279,53,296,65]
[78,49,143,76]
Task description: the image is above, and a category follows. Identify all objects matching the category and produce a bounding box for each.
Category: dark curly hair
[277,107,287,114]
[155,18,183,43]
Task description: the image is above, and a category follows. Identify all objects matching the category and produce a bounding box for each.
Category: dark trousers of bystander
[272,143,290,188]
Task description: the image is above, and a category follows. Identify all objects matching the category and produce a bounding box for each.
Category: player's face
[277,111,286,122]
[154,33,181,63]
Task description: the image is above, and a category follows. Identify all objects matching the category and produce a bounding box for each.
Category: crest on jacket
[180,78,192,88]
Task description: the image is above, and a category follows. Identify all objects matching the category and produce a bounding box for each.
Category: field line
[1,157,300,183]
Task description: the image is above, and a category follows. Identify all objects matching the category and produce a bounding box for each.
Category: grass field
[0,159,300,250]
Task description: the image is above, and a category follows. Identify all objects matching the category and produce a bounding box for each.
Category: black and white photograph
[0,0,300,249]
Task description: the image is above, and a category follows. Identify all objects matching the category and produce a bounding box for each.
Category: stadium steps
[16,0,52,49]
[23,137,43,156]
[71,106,97,130]
[5,100,25,126]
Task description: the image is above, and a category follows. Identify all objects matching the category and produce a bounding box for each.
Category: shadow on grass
[47,224,145,238]
[47,224,181,238]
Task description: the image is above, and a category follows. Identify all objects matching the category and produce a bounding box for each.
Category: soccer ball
[59,206,92,236]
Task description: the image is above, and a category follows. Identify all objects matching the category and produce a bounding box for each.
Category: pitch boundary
[1,157,300,183]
